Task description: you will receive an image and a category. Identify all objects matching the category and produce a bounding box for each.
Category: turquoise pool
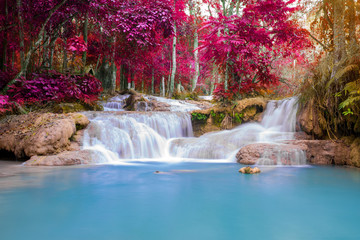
[0,163,360,240]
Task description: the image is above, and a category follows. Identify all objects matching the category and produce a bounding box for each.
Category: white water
[83,97,306,165]
[103,95,130,111]
[148,96,201,112]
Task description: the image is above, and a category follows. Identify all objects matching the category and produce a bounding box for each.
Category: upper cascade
[260,97,299,132]
[102,94,202,112]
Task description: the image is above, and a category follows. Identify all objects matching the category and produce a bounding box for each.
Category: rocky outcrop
[24,150,96,166]
[236,139,352,166]
[297,99,326,138]
[191,97,267,136]
[0,113,89,159]
[286,140,350,165]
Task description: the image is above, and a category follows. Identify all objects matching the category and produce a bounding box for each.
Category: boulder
[148,100,171,111]
[24,150,96,166]
[239,166,261,174]
[0,113,89,159]
[236,143,307,165]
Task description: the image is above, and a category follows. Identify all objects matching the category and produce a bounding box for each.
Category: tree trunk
[348,0,357,49]
[17,0,25,71]
[63,48,68,72]
[142,78,144,93]
[224,61,229,90]
[49,40,55,70]
[2,0,69,94]
[11,51,15,68]
[151,68,155,94]
[236,0,241,15]
[1,0,8,71]
[332,0,346,78]
[169,23,177,97]
[81,11,89,75]
[1,38,7,72]
[95,54,101,74]
[191,27,199,92]
[96,58,116,92]
[161,76,165,96]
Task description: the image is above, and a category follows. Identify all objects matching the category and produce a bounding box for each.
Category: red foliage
[7,71,102,105]
[199,0,312,97]
[67,36,87,53]
[213,83,238,103]
[0,95,14,114]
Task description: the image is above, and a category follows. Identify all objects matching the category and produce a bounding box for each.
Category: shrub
[7,71,103,106]
[0,95,14,114]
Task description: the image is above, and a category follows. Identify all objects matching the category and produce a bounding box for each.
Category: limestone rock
[24,150,96,166]
[68,113,90,130]
[0,113,89,159]
[191,97,268,136]
[236,140,351,166]
[236,143,307,165]
[285,140,351,166]
[148,101,171,111]
[297,99,325,138]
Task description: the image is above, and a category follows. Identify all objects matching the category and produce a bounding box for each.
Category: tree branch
[309,32,329,50]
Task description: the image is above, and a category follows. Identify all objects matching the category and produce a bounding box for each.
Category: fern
[339,79,360,109]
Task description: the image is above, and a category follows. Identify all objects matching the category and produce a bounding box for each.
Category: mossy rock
[54,103,87,113]
[53,102,103,113]
[191,97,268,136]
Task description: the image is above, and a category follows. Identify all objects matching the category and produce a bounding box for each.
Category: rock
[69,129,85,151]
[285,140,351,166]
[220,113,232,130]
[239,166,261,174]
[236,143,307,165]
[148,100,171,111]
[53,103,86,113]
[236,140,351,166]
[349,138,360,167]
[0,113,89,159]
[68,113,90,130]
[294,132,313,140]
[191,97,268,136]
[297,99,325,138]
[24,150,96,166]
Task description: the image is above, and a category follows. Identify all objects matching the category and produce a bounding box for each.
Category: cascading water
[167,97,307,165]
[83,96,306,165]
[83,111,193,162]
[103,95,130,111]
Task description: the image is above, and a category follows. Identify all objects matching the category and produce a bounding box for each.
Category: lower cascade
[82,97,307,165]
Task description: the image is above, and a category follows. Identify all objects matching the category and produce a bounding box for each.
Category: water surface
[1,163,360,240]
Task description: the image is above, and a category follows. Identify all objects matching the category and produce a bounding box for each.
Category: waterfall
[103,95,130,111]
[83,112,193,162]
[83,97,306,165]
[168,97,306,165]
